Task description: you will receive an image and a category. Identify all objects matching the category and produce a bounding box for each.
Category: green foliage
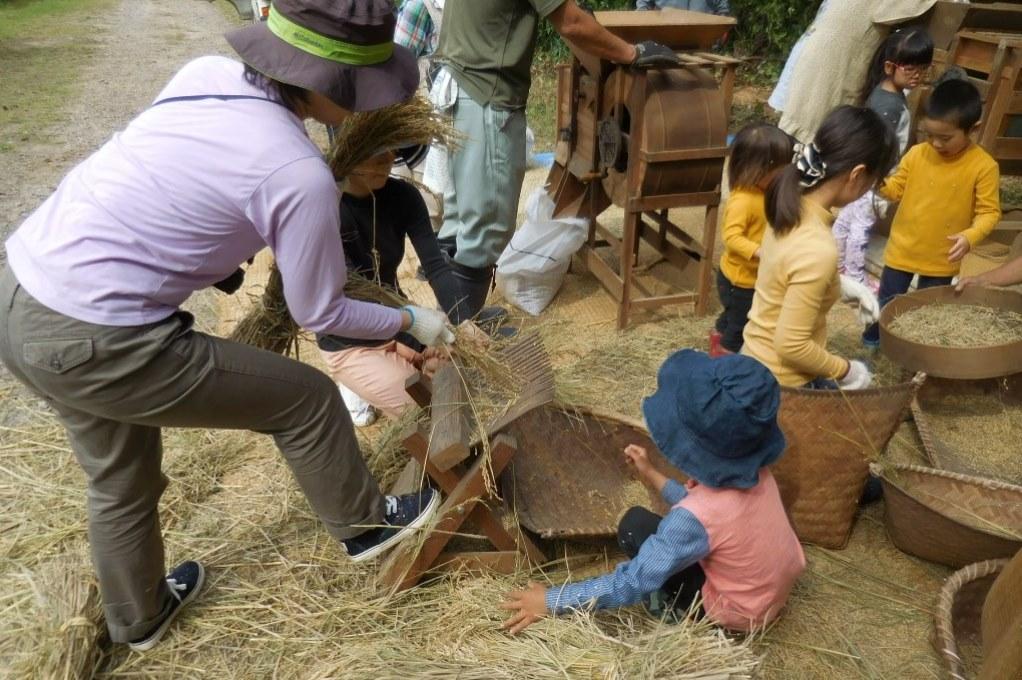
[729,0,821,77]
[536,0,633,60]
[535,0,823,78]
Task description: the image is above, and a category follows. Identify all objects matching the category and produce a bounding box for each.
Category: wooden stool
[378,363,547,591]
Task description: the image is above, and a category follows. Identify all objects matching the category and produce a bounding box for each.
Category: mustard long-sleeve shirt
[719,187,767,289]
[880,142,1001,277]
[742,198,847,387]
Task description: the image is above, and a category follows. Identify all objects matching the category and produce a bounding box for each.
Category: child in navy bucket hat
[502,350,806,634]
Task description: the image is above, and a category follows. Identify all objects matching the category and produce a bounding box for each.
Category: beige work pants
[0,267,384,643]
[319,341,419,418]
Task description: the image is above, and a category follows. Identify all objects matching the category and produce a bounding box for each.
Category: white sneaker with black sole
[128,560,205,652]
[342,488,440,562]
[338,383,378,427]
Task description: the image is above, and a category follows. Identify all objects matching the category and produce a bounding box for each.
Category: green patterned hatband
[267,6,394,65]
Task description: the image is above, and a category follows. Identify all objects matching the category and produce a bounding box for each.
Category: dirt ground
[0,1,966,678]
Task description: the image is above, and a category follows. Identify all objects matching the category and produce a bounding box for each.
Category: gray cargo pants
[0,267,385,643]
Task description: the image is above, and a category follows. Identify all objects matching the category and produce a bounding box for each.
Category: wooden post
[426,364,471,471]
[696,203,719,316]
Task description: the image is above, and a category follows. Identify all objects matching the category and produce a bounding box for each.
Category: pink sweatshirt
[676,469,805,631]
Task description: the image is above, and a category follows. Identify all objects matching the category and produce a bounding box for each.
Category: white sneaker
[338,384,377,427]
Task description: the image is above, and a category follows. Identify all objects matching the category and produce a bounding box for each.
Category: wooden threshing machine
[545,10,739,328]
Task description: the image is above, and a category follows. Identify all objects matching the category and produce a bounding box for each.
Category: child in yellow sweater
[711,123,793,356]
[863,77,1001,345]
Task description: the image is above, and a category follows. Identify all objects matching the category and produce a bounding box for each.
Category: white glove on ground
[840,275,880,325]
[403,306,455,346]
[837,360,873,391]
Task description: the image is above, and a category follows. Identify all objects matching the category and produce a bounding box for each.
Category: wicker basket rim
[934,559,1010,680]
[873,462,1022,494]
[780,372,926,397]
[552,401,647,432]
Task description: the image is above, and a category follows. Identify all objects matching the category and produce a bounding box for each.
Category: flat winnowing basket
[772,375,923,549]
[875,463,1022,568]
[500,404,686,538]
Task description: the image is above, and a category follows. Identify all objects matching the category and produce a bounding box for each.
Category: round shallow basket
[772,375,923,549]
[934,550,1022,680]
[500,404,685,539]
[912,373,1022,485]
[874,463,1022,568]
[879,285,1022,379]
[934,559,1008,680]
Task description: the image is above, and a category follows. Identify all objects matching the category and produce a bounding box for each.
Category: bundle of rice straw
[228,264,300,355]
[229,96,458,355]
[9,555,108,679]
[327,95,461,181]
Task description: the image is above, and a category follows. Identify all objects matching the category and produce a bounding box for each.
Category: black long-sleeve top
[316,178,458,351]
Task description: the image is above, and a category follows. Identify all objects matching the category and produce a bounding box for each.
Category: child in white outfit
[833,28,933,286]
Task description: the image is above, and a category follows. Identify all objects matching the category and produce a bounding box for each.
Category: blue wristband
[402,305,416,328]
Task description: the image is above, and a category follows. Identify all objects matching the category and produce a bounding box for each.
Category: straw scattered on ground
[0,387,759,679]
[888,303,1022,348]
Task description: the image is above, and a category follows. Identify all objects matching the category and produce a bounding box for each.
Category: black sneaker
[641,588,685,625]
[475,306,518,339]
[342,489,440,562]
[128,561,205,652]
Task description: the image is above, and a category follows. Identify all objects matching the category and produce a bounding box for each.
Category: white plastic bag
[422,69,458,196]
[495,187,588,316]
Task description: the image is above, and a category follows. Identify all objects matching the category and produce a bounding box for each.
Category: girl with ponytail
[741,106,899,390]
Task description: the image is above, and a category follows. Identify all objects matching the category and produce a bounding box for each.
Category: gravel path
[0,0,240,384]
[0,0,239,242]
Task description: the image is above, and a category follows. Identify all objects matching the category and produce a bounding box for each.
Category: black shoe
[475,305,518,338]
[449,261,495,324]
[641,588,685,625]
[859,475,884,505]
[128,561,205,652]
[342,489,440,562]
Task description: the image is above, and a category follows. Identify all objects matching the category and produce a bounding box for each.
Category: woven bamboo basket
[500,404,686,538]
[934,554,1022,680]
[912,373,1022,485]
[771,375,923,549]
[874,463,1022,568]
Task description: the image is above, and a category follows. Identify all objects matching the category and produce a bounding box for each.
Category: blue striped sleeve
[544,507,710,614]
[661,479,688,506]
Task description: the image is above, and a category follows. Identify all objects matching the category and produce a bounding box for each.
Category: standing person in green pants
[435,0,679,320]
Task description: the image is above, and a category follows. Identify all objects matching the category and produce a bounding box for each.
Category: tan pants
[0,267,384,643]
[319,341,419,418]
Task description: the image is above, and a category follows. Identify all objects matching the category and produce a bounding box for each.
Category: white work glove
[837,360,873,391]
[402,305,455,346]
[840,275,881,325]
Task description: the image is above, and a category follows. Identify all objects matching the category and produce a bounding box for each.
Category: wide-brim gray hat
[226,0,418,112]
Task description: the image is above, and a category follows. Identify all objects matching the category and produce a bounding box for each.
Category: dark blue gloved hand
[631,41,680,68]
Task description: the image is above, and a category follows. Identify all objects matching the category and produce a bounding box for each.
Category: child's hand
[753,247,761,259]
[948,234,971,263]
[624,444,653,476]
[500,581,548,635]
